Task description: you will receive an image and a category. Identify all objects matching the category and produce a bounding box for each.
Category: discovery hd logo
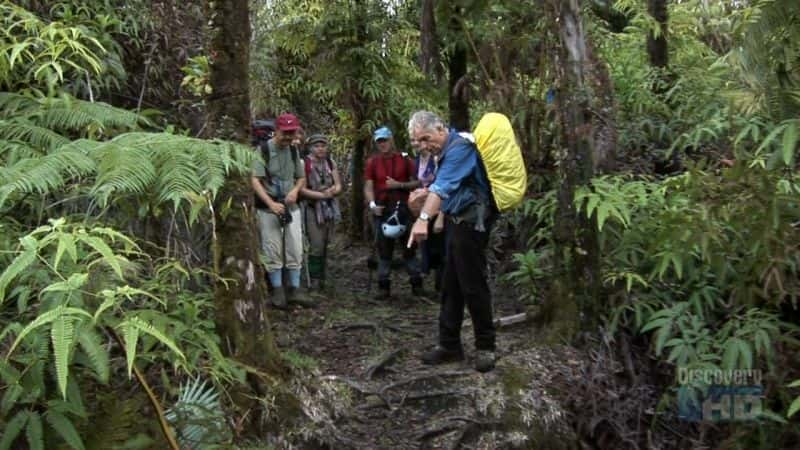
[676,368,764,422]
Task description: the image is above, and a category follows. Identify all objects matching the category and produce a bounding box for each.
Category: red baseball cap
[276,113,301,131]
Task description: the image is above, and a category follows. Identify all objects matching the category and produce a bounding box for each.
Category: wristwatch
[369,200,377,210]
[419,211,431,222]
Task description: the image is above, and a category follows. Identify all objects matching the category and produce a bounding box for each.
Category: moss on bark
[204,0,285,435]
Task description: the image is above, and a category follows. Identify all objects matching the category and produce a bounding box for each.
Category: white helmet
[381,204,407,239]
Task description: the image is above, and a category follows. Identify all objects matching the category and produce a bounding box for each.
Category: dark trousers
[439,218,495,351]
[373,217,421,284]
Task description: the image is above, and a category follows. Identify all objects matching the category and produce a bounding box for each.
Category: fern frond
[89,132,252,208]
[88,140,156,207]
[0,410,27,450]
[25,410,44,450]
[1,383,23,416]
[193,141,227,195]
[76,326,109,383]
[35,97,145,132]
[124,316,185,362]
[0,235,37,302]
[7,306,91,357]
[150,142,203,207]
[0,92,38,118]
[120,319,139,379]
[51,313,77,399]
[0,149,96,209]
[0,139,41,161]
[45,410,85,450]
[0,120,70,150]
[77,234,125,279]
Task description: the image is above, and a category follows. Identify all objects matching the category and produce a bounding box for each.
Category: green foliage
[0,219,240,449]
[250,0,440,150]
[0,91,254,215]
[165,378,230,448]
[0,2,250,448]
[181,55,211,97]
[0,1,114,93]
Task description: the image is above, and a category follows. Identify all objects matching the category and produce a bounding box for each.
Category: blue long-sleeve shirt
[428,130,492,216]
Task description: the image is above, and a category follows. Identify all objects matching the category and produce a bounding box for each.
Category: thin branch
[109,327,180,450]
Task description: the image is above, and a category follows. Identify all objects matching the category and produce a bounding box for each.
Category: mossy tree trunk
[205,0,282,381]
[647,0,669,70]
[420,0,441,83]
[544,0,602,340]
[447,5,470,131]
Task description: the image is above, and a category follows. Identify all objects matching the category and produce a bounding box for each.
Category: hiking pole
[367,215,378,293]
[281,202,288,289]
[301,203,311,288]
[321,210,330,289]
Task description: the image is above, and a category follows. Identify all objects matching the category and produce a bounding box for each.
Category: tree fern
[193,142,228,195]
[88,140,157,207]
[0,139,39,160]
[0,97,254,212]
[0,92,145,132]
[150,141,203,208]
[34,97,145,132]
[0,119,71,150]
[0,92,38,117]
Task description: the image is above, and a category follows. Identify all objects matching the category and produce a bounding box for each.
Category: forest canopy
[1,0,799,449]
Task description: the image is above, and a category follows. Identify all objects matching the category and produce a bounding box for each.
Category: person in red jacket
[364,126,423,299]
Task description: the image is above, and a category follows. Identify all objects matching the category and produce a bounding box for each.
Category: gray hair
[407,110,446,136]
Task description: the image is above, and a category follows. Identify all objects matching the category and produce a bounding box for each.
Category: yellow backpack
[473,113,527,211]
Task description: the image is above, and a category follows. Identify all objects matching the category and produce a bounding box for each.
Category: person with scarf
[300,134,342,291]
[412,137,445,292]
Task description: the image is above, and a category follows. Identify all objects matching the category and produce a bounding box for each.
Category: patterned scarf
[417,153,437,188]
[307,157,341,225]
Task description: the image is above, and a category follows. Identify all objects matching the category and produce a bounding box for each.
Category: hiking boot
[474,350,496,373]
[271,286,288,310]
[287,286,317,308]
[421,345,464,365]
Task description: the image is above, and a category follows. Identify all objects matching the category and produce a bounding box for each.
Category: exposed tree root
[364,349,404,379]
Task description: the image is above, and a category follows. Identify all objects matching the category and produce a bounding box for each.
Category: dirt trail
[268,239,582,449]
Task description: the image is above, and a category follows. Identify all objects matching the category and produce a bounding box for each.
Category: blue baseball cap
[373,126,393,142]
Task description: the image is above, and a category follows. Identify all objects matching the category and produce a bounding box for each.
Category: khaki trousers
[256,206,303,272]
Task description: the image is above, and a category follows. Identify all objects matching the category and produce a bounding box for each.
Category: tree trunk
[205,0,282,378]
[448,46,470,130]
[350,132,367,241]
[348,0,368,241]
[420,0,440,82]
[586,39,618,173]
[544,0,601,340]
[647,0,669,70]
